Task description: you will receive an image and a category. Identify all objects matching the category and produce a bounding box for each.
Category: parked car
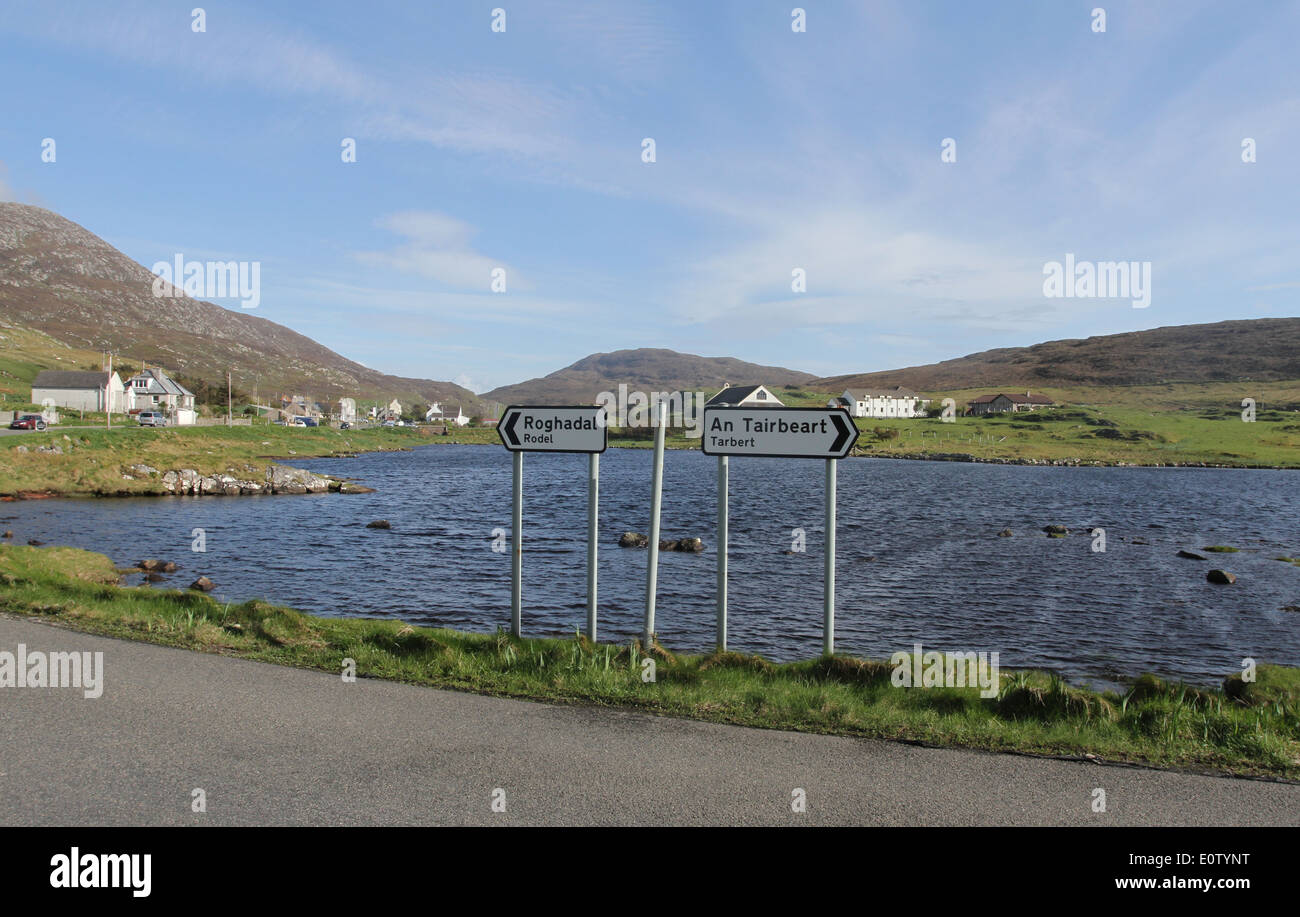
[9,414,47,431]
[382,420,396,427]
[137,411,167,427]
[340,421,351,430]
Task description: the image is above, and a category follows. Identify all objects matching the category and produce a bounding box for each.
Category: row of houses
[705,383,1054,417]
[705,383,931,418]
[31,368,197,423]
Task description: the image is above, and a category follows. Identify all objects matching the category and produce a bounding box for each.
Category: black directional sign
[498,405,607,454]
[702,406,859,459]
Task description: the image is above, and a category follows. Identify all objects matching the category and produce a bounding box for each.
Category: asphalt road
[2,615,1297,826]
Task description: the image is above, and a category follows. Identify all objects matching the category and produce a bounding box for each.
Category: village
[8,363,489,431]
[7,366,1062,435]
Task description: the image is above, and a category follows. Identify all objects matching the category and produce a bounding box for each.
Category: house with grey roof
[31,370,125,413]
[966,392,1055,415]
[122,368,197,424]
[705,383,784,408]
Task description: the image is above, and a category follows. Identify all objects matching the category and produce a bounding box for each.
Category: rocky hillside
[483,348,815,404]
[0,203,485,413]
[816,319,1300,392]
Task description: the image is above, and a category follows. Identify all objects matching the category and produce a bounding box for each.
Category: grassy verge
[3,544,1297,779]
[0,423,454,496]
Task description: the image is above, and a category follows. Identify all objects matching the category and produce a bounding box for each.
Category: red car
[8,414,47,431]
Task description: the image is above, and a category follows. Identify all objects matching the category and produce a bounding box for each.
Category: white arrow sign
[498,405,607,454]
[702,406,859,459]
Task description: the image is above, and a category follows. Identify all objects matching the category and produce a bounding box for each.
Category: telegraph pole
[227,370,232,425]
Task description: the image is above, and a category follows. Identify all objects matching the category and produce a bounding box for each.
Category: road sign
[498,405,607,639]
[701,406,858,459]
[498,405,607,454]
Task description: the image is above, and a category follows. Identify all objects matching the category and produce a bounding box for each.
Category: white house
[705,384,784,408]
[123,368,197,424]
[424,401,444,422]
[31,370,125,413]
[831,387,929,419]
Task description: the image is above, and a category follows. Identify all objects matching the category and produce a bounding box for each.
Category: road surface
[2,615,1297,826]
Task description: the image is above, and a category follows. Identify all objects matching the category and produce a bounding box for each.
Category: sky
[1,0,1297,393]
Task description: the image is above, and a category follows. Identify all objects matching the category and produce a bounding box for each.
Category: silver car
[137,411,168,427]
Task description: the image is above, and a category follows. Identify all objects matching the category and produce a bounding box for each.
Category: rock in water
[1206,569,1236,585]
[1177,550,1207,560]
[366,520,391,529]
[676,537,704,552]
[998,529,1013,537]
[1042,525,1069,535]
[190,576,216,591]
[618,532,648,548]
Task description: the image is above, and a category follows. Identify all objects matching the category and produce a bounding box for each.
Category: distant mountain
[482,348,816,404]
[815,319,1300,392]
[0,203,486,414]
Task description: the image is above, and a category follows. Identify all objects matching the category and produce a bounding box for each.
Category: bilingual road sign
[498,405,607,454]
[702,406,859,459]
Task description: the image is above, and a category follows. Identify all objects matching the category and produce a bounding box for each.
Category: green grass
[0,422,466,496]
[3,544,1297,779]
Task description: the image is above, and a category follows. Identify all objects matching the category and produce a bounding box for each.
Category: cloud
[353,211,522,292]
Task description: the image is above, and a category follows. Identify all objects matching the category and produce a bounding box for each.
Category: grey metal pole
[587,451,599,641]
[716,454,728,651]
[644,401,667,643]
[511,450,523,638]
[824,458,836,655]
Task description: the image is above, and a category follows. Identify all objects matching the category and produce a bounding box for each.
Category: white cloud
[353,211,523,292]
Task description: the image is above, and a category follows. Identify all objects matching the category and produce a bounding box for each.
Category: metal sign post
[586,452,599,641]
[644,401,667,643]
[716,455,728,651]
[498,405,607,639]
[702,406,858,655]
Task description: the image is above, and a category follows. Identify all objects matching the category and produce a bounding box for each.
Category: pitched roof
[32,370,112,389]
[968,392,1055,404]
[845,386,918,399]
[706,384,767,405]
[126,368,193,397]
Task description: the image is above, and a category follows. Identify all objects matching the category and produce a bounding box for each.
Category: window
[756,390,767,400]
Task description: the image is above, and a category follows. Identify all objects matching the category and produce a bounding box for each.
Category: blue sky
[1,0,1297,392]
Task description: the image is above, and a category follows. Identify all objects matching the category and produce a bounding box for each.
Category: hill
[483,348,815,404]
[815,319,1300,392]
[0,203,486,414]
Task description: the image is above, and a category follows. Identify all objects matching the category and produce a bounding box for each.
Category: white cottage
[832,387,929,419]
[31,370,126,413]
[705,384,784,408]
[123,368,197,424]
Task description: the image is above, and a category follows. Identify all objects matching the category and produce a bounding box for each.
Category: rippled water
[4,444,1298,689]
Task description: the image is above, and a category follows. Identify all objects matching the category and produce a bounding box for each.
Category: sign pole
[586,452,599,641]
[716,454,728,651]
[643,401,667,643]
[824,457,836,656]
[511,450,523,638]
